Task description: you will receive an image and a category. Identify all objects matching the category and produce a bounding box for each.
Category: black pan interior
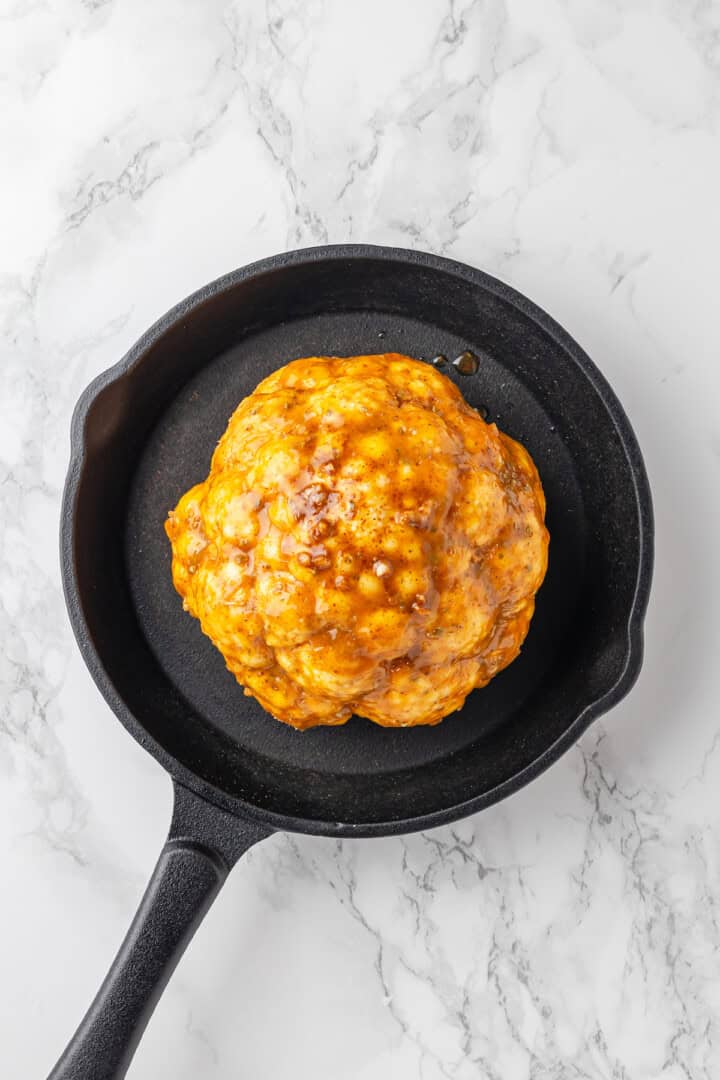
[69,251,646,829]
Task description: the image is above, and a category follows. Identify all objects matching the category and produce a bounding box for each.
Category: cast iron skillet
[51,245,653,1079]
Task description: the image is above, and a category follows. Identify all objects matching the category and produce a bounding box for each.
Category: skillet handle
[48,782,273,1080]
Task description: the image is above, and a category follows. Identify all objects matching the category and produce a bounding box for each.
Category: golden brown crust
[165,354,549,729]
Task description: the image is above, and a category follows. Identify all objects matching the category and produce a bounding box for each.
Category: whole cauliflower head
[166,354,549,729]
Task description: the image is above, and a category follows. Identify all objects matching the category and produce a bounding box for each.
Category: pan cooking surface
[67,248,649,830]
[125,310,584,777]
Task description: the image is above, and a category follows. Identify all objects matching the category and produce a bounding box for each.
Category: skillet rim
[60,243,654,838]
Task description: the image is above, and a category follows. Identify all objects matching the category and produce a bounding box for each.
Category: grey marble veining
[2,0,720,1076]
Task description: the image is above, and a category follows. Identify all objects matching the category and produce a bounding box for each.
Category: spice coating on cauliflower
[166,354,549,729]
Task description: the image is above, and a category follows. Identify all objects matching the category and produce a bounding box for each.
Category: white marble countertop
[3,0,720,1076]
